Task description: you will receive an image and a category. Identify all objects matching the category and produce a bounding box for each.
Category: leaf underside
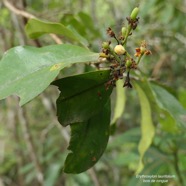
[134,82,155,174]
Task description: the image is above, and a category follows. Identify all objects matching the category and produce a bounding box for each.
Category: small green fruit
[126,59,132,68]
[121,27,127,37]
[102,42,110,49]
[114,45,126,55]
[130,7,139,20]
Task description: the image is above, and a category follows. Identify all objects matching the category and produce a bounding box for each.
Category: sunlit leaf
[134,82,155,174]
[52,70,112,126]
[0,44,99,105]
[64,100,111,173]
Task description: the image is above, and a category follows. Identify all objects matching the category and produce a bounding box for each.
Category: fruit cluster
[99,7,151,88]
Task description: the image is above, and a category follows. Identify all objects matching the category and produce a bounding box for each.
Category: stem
[109,47,122,64]
[126,51,131,58]
[123,25,132,46]
[113,35,120,45]
[136,54,143,65]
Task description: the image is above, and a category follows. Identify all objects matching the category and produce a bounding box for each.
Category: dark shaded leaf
[64,100,111,173]
[52,70,112,126]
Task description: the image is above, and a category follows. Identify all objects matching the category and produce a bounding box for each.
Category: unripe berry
[121,27,127,37]
[126,59,132,68]
[102,42,110,49]
[114,45,126,55]
[99,52,108,58]
[130,7,139,20]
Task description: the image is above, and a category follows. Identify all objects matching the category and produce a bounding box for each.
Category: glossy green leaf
[134,82,155,174]
[25,19,88,46]
[111,79,126,124]
[52,70,112,126]
[0,44,99,105]
[150,83,186,128]
[64,100,111,173]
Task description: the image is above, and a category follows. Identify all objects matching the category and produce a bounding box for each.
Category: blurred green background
[0,0,186,185]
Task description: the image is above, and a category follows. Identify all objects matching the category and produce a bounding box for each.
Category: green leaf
[66,25,88,47]
[136,80,180,133]
[64,100,111,174]
[158,110,179,133]
[0,44,99,105]
[111,79,126,124]
[150,83,186,128]
[52,70,112,126]
[134,82,155,174]
[25,19,88,46]
[78,12,100,38]
[178,88,186,109]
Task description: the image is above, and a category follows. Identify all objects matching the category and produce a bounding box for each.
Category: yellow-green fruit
[102,42,109,49]
[121,27,127,37]
[126,59,132,68]
[114,45,126,55]
[130,7,139,20]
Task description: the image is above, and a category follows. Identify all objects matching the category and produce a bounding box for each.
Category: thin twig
[3,0,36,19]
[3,0,62,44]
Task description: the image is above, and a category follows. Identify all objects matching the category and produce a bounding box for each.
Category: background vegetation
[0,0,186,186]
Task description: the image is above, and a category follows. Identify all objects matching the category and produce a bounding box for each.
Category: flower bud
[140,46,146,54]
[126,59,132,68]
[130,7,139,20]
[121,27,127,37]
[102,42,110,49]
[114,45,126,55]
[99,52,108,58]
